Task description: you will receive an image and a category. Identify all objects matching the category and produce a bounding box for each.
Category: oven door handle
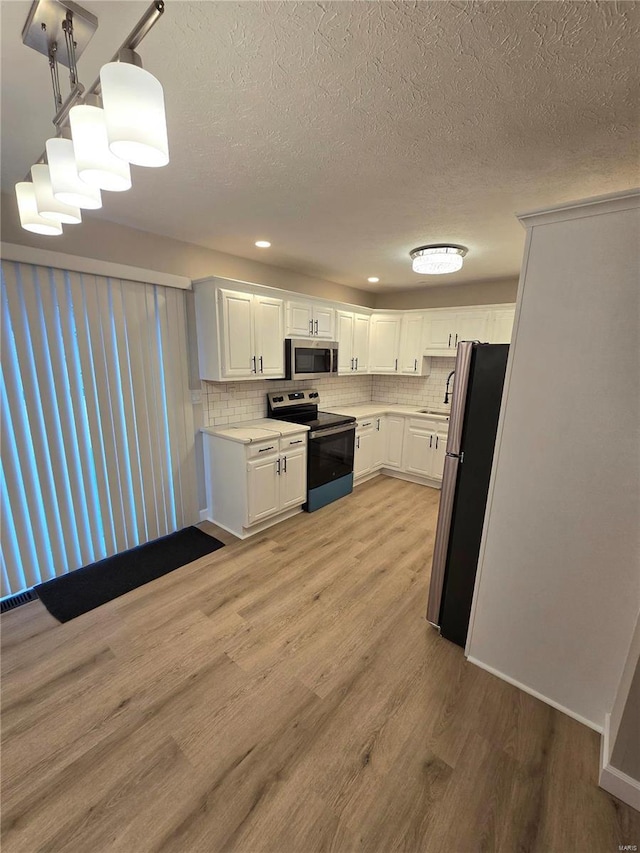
[309,423,356,440]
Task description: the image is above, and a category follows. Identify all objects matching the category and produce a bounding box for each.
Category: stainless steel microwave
[285,338,338,380]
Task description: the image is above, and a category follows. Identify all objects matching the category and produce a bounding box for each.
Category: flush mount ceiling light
[367,277,380,283]
[15,0,168,236]
[410,244,468,275]
[255,240,271,248]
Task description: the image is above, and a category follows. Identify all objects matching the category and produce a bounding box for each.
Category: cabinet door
[280,448,307,509]
[427,312,456,350]
[430,430,448,480]
[336,311,355,374]
[254,296,285,377]
[372,416,385,468]
[220,289,255,378]
[314,306,335,339]
[384,416,405,468]
[352,314,370,373]
[403,427,434,477]
[287,300,314,337]
[489,308,515,343]
[400,313,426,374]
[370,315,401,373]
[247,456,279,524]
[354,428,374,477]
[455,310,489,346]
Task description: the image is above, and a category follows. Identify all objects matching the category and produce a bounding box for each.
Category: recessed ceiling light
[410,244,468,275]
[255,240,271,248]
[367,277,380,283]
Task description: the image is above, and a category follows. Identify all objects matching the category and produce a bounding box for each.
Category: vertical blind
[1,260,197,598]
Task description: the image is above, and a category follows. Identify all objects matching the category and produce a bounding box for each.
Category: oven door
[307,424,356,490]
[286,339,338,380]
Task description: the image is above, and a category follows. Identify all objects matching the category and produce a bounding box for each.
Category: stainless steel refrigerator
[426,341,509,647]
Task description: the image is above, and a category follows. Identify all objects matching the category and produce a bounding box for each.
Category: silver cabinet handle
[430,435,433,448]
[351,357,354,370]
[362,422,372,427]
[251,355,257,373]
[455,334,458,346]
[309,319,313,334]
[356,436,360,449]
[376,418,380,431]
[315,319,318,335]
[448,333,452,347]
[258,445,275,453]
[355,357,358,370]
[436,436,439,449]
[394,358,398,371]
[414,358,417,371]
[276,458,281,474]
[289,439,304,445]
[259,355,263,373]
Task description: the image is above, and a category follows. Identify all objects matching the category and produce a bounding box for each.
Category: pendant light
[100,50,169,168]
[69,96,132,191]
[15,182,63,235]
[46,137,102,209]
[31,164,82,224]
[16,0,168,236]
[410,245,468,275]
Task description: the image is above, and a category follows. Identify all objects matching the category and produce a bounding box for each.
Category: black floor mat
[35,526,225,623]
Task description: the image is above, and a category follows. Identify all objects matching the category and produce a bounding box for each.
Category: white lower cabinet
[351,411,448,486]
[383,416,405,469]
[403,419,448,480]
[203,431,307,538]
[354,419,376,478]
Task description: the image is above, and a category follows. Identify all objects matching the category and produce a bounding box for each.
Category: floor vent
[1,589,38,614]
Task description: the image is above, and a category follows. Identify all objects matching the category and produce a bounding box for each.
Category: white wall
[467,191,640,730]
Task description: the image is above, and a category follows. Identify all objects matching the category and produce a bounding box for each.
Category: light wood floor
[2,477,638,853]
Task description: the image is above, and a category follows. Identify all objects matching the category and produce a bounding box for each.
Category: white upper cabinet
[425,308,488,354]
[286,299,335,339]
[399,313,430,375]
[424,305,515,354]
[254,295,287,377]
[487,307,516,343]
[194,282,285,380]
[369,314,402,373]
[337,310,370,374]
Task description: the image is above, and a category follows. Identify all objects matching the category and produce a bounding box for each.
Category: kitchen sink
[417,408,450,416]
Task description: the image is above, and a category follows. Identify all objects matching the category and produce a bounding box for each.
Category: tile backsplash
[371,357,456,410]
[201,356,456,427]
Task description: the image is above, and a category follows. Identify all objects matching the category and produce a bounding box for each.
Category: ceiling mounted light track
[15,0,168,236]
[410,244,468,275]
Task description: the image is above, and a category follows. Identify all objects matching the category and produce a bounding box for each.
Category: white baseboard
[199,508,210,522]
[599,713,640,811]
[466,655,603,733]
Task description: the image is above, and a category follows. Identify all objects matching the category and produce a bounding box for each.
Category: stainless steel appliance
[267,389,356,511]
[426,341,509,647]
[285,339,338,381]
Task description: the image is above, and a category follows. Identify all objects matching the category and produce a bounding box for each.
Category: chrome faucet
[444,370,455,404]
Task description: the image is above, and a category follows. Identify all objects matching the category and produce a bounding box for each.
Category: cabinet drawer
[246,439,280,459]
[281,434,307,449]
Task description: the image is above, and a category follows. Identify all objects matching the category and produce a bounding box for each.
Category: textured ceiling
[1,1,639,291]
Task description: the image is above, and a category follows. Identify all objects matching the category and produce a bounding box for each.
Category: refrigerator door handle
[426,453,460,626]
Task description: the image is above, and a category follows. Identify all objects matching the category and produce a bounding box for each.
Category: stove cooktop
[275,410,355,431]
[266,389,355,432]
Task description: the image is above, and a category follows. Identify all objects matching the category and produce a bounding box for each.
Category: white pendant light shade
[15,183,63,235]
[31,164,82,224]
[69,104,132,191]
[100,61,169,167]
[410,245,468,275]
[46,138,102,209]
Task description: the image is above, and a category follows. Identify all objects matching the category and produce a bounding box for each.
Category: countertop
[325,403,450,421]
[202,418,310,445]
